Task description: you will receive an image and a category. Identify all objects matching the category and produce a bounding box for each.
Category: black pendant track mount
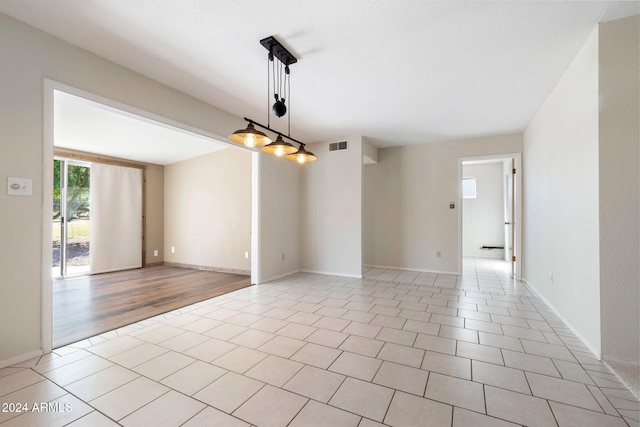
[260,36,297,66]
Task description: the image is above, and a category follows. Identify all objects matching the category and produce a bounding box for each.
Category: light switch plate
[7,177,32,196]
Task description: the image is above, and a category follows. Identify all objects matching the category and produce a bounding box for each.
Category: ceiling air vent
[329,141,348,152]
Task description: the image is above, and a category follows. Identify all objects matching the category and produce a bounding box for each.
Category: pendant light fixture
[228,36,317,163]
[262,134,297,157]
[286,144,317,164]
[228,122,271,148]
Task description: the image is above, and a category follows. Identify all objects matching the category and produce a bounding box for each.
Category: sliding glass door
[53,159,91,277]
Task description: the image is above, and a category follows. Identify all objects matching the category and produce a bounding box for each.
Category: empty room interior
[0,1,638,427]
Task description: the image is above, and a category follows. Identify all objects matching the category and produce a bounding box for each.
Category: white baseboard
[364,264,459,275]
[522,278,601,360]
[164,261,251,276]
[602,357,640,400]
[602,355,640,368]
[464,253,504,259]
[260,269,301,284]
[0,350,44,369]
[299,269,363,279]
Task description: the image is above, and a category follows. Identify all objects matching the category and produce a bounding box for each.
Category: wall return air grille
[329,141,348,152]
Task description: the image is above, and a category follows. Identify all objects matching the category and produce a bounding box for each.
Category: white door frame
[42,79,259,352]
[457,153,522,280]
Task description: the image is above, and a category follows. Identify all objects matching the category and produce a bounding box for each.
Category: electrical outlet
[436,251,442,258]
[153,250,159,257]
[244,251,249,259]
[171,246,175,254]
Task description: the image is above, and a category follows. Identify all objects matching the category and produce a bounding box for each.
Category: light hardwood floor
[53,265,250,348]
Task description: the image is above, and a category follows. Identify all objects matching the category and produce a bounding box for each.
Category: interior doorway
[458,154,521,279]
[43,80,257,352]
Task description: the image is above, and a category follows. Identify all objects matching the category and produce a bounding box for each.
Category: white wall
[462,163,504,258]
[0,13,296,365]
[523,27,601,355]
[598,15,639,367]
[257,153,301,282]
[301,137,363,277]
[363,134,522,273]
[164,148,251,273]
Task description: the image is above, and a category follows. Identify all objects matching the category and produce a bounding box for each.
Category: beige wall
[301,137,363,277]
[144,163,164,265]
[362,137,379,164]
[164,148,251,273]
[523,27,601,355]
[598,15,639,367]
[363,133,522,273]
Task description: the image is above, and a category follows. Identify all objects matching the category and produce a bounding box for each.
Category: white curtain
[90,163,142,274]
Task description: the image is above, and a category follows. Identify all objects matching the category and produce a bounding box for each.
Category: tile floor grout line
[266,375,378,425]
[175,405,207,427]
[586,382,624,419]
[63,348,212,413]
[380,389,396,425]
[482,384,488,416]
[115,387,174,424]
[422,370,431,398]
[283,397,312,427]
[0,373,47,401]
[63,408,121,426]
[29,365,140,426]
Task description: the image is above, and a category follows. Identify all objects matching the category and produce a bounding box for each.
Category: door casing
[458,153,522,279]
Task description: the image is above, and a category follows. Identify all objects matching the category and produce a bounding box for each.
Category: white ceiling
[54,90,228,165]
[2,1,639,150]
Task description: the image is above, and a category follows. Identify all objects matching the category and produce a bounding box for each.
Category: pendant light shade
[262,135,297,157]
[229,122,271,148]
[285,145,317,164]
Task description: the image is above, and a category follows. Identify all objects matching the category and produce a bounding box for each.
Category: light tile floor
[1,258,638,426]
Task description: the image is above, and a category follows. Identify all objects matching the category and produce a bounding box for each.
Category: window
[462,177,476,199]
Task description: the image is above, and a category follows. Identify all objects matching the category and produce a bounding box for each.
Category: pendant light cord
[267,52,271,128]
[287,67,291,136]
[279,61,284,100]
[265,42,295,142]
[274,60,279,101]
